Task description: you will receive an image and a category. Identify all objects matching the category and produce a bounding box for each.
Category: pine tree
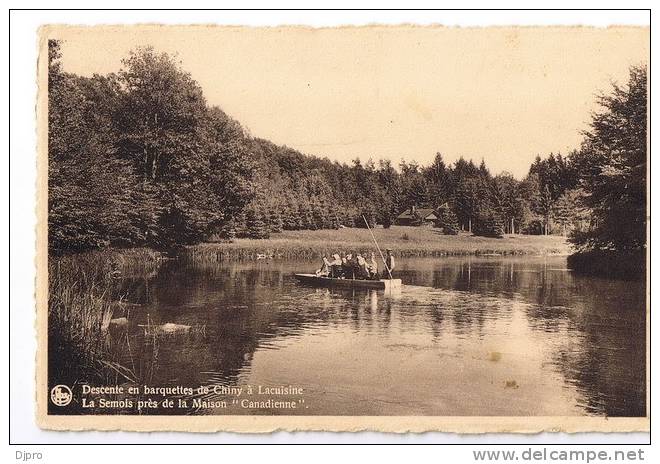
[552,188,589,236]
[218,219,237,242]
[435,206,460,235]
[342,207,356,228]
[246,206,270,239]
[267,207,283,233]
[281,200,301,230]
[311,199,327,230]
[298,199,315,230]
[328,208,340,229]
[358,204,377,228]
[233,211,248,238]
[570,66,647,251]
[473,212,505,238]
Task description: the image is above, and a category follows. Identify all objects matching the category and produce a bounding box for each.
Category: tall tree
[453,178,482,232]
[491,173,523,234]
[570,66,647,251]
[425,152,451,203]
[48,40,142,252]
[552,188,589,236]
[376,159,401,228]
[205,107,256,227]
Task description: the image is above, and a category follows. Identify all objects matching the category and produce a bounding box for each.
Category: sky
[52,25,649,178]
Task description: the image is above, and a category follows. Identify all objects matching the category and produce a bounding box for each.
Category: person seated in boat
[356,253,370,279]
[382,248,395,279]
[367,252,379,280]
[315,254,332,277]
[343,253,356,279]
[336,253,348,279]
[329,253,343,278]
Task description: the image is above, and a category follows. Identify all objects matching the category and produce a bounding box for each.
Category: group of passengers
[315,249,395,280]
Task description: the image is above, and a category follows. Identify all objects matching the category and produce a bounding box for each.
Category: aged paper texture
[36,24,649,433]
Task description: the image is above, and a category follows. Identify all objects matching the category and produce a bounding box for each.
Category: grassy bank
[567,250,646,280]
[48,248,162,385]
[187,226,572,261]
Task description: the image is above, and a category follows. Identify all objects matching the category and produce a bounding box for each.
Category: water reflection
[106,256,645,417]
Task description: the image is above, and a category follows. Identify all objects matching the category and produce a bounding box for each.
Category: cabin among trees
[394,206,438,227]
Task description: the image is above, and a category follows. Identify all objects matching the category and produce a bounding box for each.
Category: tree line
[48,41,646,255]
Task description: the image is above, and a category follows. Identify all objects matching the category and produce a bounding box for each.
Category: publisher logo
[50,385,72,407]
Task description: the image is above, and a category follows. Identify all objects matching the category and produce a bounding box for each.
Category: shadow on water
[54,255,646,416]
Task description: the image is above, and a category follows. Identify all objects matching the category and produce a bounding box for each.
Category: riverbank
[187,226,571,261]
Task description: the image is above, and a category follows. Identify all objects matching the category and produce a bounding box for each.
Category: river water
[112,256,646,417]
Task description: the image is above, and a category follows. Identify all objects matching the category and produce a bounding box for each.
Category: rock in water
[109,317,128,328]
[159,323,191,334]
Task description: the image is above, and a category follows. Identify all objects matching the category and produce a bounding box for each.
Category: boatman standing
[383,249,395,279]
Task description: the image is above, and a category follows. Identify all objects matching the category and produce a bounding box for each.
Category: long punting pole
[363,215,393,280]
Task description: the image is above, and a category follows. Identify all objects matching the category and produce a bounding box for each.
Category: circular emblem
[50,385,72,407]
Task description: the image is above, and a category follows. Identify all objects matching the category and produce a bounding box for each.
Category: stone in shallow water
[109,317,128,328]
[159,323,191,334]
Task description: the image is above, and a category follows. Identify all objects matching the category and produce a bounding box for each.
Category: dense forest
[48,41,647,257]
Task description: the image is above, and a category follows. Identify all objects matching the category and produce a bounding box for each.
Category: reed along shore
[48,248,163,388]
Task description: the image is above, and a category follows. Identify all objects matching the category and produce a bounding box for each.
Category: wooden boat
[294,273,402,291]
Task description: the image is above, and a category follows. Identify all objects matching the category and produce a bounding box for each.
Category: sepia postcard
[35,24,649,433]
